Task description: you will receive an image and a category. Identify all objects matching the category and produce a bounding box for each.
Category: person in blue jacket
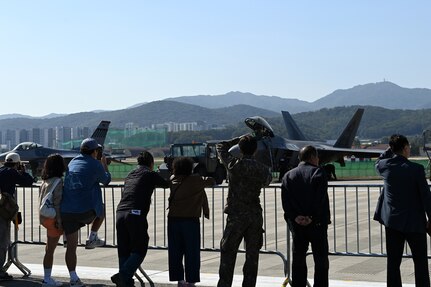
[374,134,431,287]
[60,138,111,287]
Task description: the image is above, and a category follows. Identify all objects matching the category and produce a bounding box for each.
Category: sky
[1,1,430,117]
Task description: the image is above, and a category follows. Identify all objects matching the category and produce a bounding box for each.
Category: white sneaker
[42,277,62,287]
[85,236,105,249]
[70,278,84,287]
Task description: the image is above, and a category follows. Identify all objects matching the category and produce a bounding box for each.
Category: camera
[96,146,103,160]
[17,163,25,171]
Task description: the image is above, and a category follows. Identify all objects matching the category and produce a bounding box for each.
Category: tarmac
[2,180,427,286]
[2,230,420,287]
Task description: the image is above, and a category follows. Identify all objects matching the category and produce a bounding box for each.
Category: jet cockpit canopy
[245,116,274,138]
[13,142,43,151]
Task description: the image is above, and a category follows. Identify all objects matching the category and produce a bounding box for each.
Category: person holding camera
[0,153,35,280]
[60,138,111,287]
[216,135,272,287]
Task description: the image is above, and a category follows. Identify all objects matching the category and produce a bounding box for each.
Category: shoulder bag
[40,178,61,218]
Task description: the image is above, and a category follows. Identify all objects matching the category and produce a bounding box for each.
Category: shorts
[41,218,63,238]
[61,210,96,235]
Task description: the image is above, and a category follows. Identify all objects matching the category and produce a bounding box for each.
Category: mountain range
[0,81,430,132]
[165,81,431,112]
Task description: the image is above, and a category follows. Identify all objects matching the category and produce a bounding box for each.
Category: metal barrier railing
[7,184,289,286]
[7,183,431,286]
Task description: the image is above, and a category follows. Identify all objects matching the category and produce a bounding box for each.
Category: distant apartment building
[43,128,55,147]
[72,126,90,140]
[19,129,30,143]
[32,128,43,145]
[55,126,72,148]
[0,125,96,149]
[5,129,18,149]
[151,122,198,132]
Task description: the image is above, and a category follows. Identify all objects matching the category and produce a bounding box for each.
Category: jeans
[168,218,200,283]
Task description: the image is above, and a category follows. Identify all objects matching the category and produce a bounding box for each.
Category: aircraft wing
[219,109,386,172]
[316,145,383,166]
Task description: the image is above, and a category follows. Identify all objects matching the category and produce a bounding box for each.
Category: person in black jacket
[0,153,35,280]
[374,134,431,287]
[111,151,169,287]
[281,145,330,287]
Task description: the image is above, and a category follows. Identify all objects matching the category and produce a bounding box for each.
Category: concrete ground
[2,238,419,287]
[3,180,428,286]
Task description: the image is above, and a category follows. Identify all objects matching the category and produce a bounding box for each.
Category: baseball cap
[80,138,99,151]
[5,153,21,163]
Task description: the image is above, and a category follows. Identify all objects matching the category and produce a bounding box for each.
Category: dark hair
[172,157,194,176]
[41,154,66,180]
[238,135,257,156]
[389,134,409,154]
[299,145,318,162]
[137,151,154,167]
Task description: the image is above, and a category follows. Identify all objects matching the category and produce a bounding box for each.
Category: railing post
[3,189,31,277]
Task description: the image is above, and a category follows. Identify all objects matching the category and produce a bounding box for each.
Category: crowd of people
[0,133,430,287]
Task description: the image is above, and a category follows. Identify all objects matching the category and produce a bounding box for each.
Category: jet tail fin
[91,121,111,146]
[333,108,364,148]
[282,111,308,140]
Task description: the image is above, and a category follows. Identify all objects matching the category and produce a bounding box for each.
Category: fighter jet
[228,108,383,178]
[0,120,112,176]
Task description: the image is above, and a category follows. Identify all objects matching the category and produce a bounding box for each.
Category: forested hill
[271,106,431,140]
[169,106,431,144]
[0,103,429,142]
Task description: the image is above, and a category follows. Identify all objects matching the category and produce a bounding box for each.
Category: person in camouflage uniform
[216,135,272,287]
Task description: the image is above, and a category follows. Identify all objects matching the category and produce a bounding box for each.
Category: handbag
[40,178,61,218]
[0,192,19,221]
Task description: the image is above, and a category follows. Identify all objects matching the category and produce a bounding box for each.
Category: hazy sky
[1,1,430,117]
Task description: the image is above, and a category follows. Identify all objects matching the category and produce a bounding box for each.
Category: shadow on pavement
[0,277,113,287]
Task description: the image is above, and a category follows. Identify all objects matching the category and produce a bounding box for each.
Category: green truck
[158,141,226,184]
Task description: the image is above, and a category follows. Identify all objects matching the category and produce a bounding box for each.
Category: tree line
[165,106,431,156]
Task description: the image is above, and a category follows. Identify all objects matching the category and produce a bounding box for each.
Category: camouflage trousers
[217,213,264,287]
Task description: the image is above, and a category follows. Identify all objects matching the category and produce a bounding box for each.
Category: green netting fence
[108,159,165,180]
[60,129,168,150]
[333,159,430,180]
[106,129,167,149]
[109,159,430,181]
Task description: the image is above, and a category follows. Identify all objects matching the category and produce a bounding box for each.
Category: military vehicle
[158,141,226,184]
